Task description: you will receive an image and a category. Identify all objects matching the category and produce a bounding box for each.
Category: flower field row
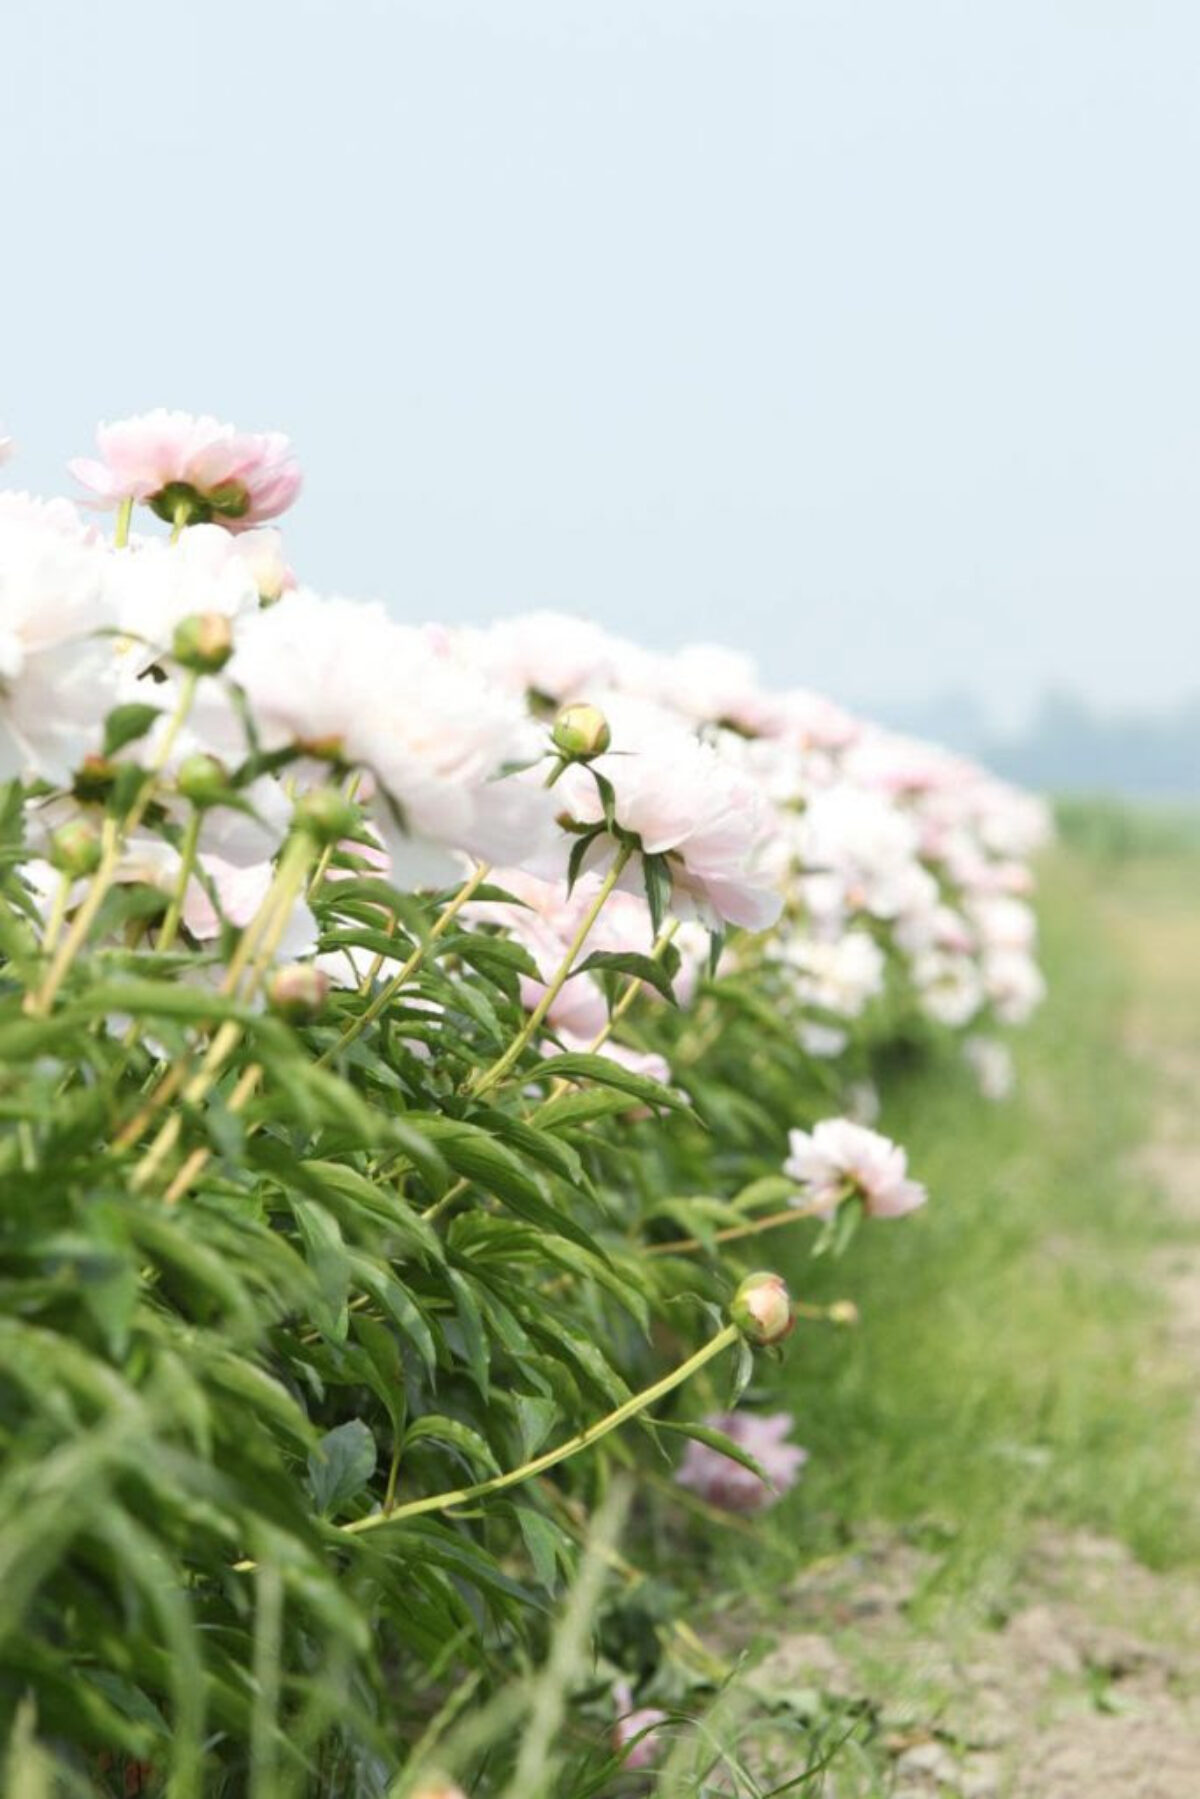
[0,414,1051,1796]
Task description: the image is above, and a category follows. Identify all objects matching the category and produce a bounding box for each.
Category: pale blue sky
[3,0,1198,725]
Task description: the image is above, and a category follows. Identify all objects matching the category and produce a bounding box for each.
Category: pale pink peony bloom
[105,524,261,650]
[70,409,301,530]
[785,1117,927,1218]
[228,590,554,886]
[966,894,1037,954]
[553,1028,672,1089]
[0,516,115,782]
[963,1034,1016,1101]
[456,609,623,703]
[674,1410,807,1513]
[910,949,985,1028]
[552,696,783,932]
[612,1683,670,1770]
[180,856,317,961]
[775,928,885,1020]
[982,948,1046,1025]
[796,785,926,924]
[0,490,96,541]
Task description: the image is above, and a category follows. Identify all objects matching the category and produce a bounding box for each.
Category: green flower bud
[48,820,102,878]
[176,753,230,808]
[551,702,612,761]
[172,611,234,674]
[267,963,331,1022]
[295,787,361,844]
[730,1271,794,1347]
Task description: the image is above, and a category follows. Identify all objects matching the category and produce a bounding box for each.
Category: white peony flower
[785,1117,927,1218]
[0,516,114,782]
[228,590,555,887]
[551,695,783,932]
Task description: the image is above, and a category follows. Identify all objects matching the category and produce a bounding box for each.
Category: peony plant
[0,414,1050,1797]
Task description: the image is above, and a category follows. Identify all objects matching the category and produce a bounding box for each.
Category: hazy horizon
[4,0,1199,728]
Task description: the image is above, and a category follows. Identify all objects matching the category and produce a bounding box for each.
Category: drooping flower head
[785,1117,927,1218]
[674,1410,807,1513]
[70,410,301,531]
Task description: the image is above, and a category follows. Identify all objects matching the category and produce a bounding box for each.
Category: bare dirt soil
[730,873,1200,1797]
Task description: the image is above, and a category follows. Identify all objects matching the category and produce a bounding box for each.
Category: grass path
[681,839,1200,1795]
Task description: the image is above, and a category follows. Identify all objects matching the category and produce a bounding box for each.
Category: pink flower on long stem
[785,1117,927,1218]
[70,410,301,531]
[674,1410,807,1513]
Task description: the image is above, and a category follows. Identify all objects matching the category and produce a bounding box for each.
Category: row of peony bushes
[0,414,1050,1797]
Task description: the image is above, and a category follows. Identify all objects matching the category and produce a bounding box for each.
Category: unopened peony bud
[173,611,233,673]
[408,1780,468,1799]
[552,702,611,760]
[267,964,331,1022]
[176,754,230,808]
[295,788,361,844]
[48,820,102,878]
[730,1271,794,1346]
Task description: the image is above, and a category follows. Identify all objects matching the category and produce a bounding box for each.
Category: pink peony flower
[785,1117,927,1218]
[551,695,783,933]
[963,1034,1015,1101]
[227,589,554,886]
[612,1682,669,1770]
[70,409,301,531]
[674,1410,807,1513]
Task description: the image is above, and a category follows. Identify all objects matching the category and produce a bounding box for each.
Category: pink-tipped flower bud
[552,701,611,761]
[172,611,234,673]
[267,963,331,1022]
[176,753,230,809]
[295,788,361,844]
[48,819,102,878]
[730,1271,794,1346]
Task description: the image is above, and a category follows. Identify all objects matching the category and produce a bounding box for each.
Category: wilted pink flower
[674,1410,807,1513]
[70,409,301,530]
[613,1682,669,1770]
[785,1118,927,1219]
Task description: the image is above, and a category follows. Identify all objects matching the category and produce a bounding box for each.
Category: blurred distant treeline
[878,690,1200,799]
